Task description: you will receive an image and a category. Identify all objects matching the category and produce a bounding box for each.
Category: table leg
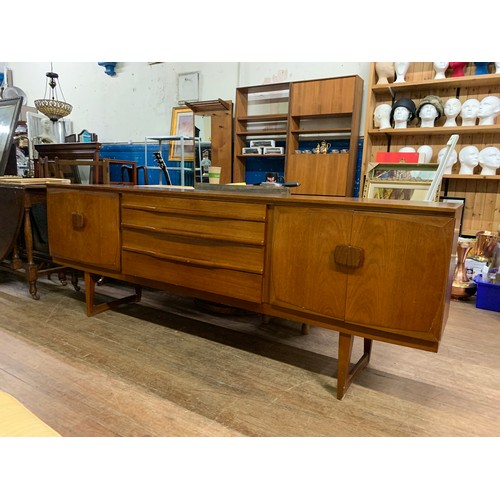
[23,207,39,300]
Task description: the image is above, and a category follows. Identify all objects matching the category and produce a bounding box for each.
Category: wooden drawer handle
[71,212,85,229]
[334,245,364,269]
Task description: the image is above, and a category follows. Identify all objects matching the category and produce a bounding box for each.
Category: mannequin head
[417,145,433,163]
[478,146,500,175]
[433,62,449,79]
[460,98,480,126]
[373,103,392,129]
[477,95,500,125]
[394,62,410,83]
[444,98,461,119]
[444,98,462,126]
[438,147,458,174]
[449,62,468,77]
[458,145,479,175]
[474,62,489,75]
[390,97,416,128]
[418,104,439,127]
[375,62,394,85]
[417,95,443,128]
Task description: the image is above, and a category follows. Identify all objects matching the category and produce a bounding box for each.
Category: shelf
[238,114,288,122]
[368,124,500,137]
[236,130,287,137]
[444,174,500,180]
[236,154,286,158]
[372,73,500,95]
[184,99,231,113]
[291,128,352,135]
[361,62,500,235]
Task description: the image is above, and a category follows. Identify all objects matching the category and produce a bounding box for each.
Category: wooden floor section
[1,270,499,437]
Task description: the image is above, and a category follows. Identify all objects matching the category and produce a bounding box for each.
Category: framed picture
[365,180,433,201]
[366,162,439,182]
[169,107,195,161]
[177,71,199,103]
[440,196,466,236]
[0,97,23,176]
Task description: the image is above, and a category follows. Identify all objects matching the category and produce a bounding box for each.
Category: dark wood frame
[0,97,23,176]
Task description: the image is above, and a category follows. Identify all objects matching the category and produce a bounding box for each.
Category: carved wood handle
[334,245,364,269]
[71,212,85,229]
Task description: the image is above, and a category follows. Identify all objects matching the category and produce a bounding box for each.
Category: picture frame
[439,196,466,236]
[0,97,23,176]
[169,107,195,161]
[364,162,442,201]
[177,71,199,103]
[365,180,434,201]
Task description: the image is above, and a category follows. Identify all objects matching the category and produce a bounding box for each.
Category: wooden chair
[102,159,149,185]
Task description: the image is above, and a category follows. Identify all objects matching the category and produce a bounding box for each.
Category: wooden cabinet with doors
[233,76,363,196]
[360,62,500,236]
[286,75,363,195]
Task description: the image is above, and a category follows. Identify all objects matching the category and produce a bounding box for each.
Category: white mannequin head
[444,98,462,126]
[458,145,479,175]
[438,147,458,174]
[418,104,439,128]
[375,62,394,85]
[399,147,416,153]
[373,103,392,129]
[478,146,500,175]
[417,145,433,163]
[394,62,410,83]
[477,95,500,125]
[460,98,480,126]
[393,106,410,128]
[433,62,449,79]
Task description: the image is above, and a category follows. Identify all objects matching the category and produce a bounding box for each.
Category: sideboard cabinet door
[47,189,121,271]
[267,206,351,320]
[345,211,455,342]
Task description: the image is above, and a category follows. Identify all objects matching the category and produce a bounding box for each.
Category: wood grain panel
[121,193,267,222]
[345,212,456,341]
[122,251,263,303]
[290,77,356,115]
[268,206,351,319]
[122,228,265,274]
[47,189,121,271]
[287,153,350,196]
[122,208,265,245]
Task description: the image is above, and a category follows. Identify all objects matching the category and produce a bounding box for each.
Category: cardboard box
[375,152,421,164]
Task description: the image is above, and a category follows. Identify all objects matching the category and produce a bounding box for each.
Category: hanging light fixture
[34,63,73,122]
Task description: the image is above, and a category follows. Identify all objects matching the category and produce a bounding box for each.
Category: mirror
[0,97,23,176]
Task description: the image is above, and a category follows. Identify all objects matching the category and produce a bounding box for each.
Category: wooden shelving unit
[361,62,500,236]
[185,99,233,184]
[233,76,364,196]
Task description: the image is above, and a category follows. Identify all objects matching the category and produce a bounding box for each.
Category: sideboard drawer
[122,250,263,303]
[121,193,266,302]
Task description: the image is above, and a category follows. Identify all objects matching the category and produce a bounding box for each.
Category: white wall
[6,62,370,142]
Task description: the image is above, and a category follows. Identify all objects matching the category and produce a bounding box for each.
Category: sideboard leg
[336,333,373,400]
[84,272,142,317]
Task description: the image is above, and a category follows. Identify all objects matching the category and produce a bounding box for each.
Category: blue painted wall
[100,138,364,196]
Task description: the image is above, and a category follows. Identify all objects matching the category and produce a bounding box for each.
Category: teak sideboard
[46,185,461,399]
